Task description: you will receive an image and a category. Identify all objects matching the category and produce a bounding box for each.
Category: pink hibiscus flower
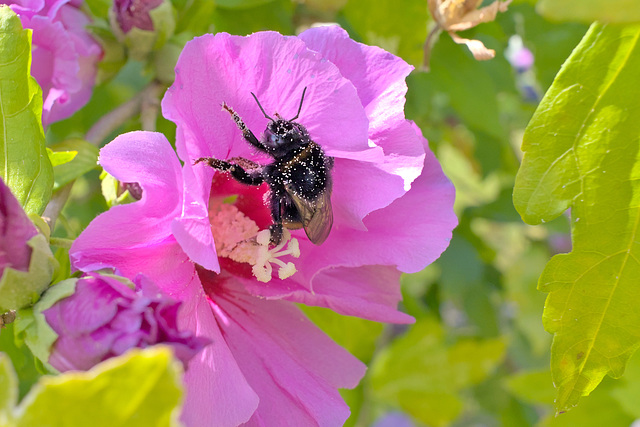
[43,273,209,372]
[70,26,456,426]
[6,0,102,126]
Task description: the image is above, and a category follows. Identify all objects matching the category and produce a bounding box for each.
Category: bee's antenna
[289,87,307,121]
[251,92,274,121]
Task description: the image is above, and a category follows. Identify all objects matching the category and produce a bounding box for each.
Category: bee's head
[251,88,308,154]
[262,119,306,151]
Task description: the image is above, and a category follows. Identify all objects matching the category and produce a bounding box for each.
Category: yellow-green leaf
[49,138,99,189]
[0,353,18,425]
[14,347,184,427]
[513,23,640,412]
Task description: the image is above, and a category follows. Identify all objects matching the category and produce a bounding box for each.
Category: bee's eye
[270,134,279,143]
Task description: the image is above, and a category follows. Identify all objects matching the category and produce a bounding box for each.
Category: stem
[140,82,164,132]
[422,25,442,72]
[50,237,74,249]
[42,182,73,231]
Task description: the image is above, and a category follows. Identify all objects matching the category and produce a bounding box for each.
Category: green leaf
[49,139,99,190]
[0,323,42,399]
[47,149,77,168]
[342,0,428,67]
[0,352,18,425]
[537,0,640,24]
[0,6,53,215]
[14,279,77,367]
[513,23,640,412]
[0,233,57,313]
[14,347,184,427]
[370,319,505,426]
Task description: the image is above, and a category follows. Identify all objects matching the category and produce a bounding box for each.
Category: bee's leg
[228,157,261,170]
[194,157,264,186]
[222,102,262,151]
[268,194,285,246]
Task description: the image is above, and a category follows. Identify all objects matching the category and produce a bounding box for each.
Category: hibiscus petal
[171,160,220,273]
[212,280,365,427]
[303,124,456,274]
[299,25,413,128]
[162,31,370,166]
[175,279,259,427]
[299,27,426,229]
[70,132,192,287]
[243,265,413,324]
[330,120,426,230]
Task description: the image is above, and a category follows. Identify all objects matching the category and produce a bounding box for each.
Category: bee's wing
[285,185,333,245]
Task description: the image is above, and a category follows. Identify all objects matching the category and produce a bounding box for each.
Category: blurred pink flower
[43,273,209,371]
[0,177,38,275]
[6,0,102,126]
[70,26,456,426]
[113,0,162,33]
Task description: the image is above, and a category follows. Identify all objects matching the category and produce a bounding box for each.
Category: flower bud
[110,0,176,60]
[42,273,209,371]
[0,178,55,312]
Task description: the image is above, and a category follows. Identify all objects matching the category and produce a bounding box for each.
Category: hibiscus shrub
[1,1,635,427]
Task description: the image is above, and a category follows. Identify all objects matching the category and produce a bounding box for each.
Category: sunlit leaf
[513,23,640,412]
[47,150,77,168]
[0,352,18,424]
[537,0,640,24]
[0,324,42,400]
[0,6,53,215]
[14,347,184,427]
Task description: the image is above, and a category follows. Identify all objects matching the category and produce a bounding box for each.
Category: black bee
[195,88,333,246]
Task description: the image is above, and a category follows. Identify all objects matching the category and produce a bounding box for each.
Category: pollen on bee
[209,203,300,283]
